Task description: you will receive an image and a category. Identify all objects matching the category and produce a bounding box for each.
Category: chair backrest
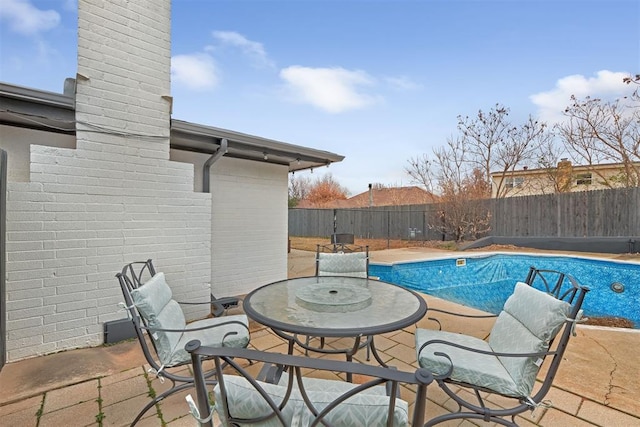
[116,259,188,368]
[315,245,369,278]
[186,342,433,427]
[488,267,588,397]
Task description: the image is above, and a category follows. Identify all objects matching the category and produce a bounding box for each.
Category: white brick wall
[3,0,214,361]
[2,0,293,362]
[210,157,289,296]
[169,149,290,296]
[0,126,75,182]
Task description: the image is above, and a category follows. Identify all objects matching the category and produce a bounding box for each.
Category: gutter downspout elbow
[203,138,228,193]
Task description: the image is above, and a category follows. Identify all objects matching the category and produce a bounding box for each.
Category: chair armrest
[177,295,243,306]
[427,307,497,318]
[177,295,244,317]
[142,317,249,335]
[418,338,557,361]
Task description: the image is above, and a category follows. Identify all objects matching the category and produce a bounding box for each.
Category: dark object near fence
[331,232,355,245]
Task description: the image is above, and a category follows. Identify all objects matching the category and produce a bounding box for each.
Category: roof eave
[0,81,345,172]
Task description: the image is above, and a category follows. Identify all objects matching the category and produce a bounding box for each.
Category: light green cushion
[318,252,367,278]
[214,374,409,427]
[131,273,187,366]
[131,272,249,366]
[131,272,175,322]
[416,328,519,396]
[488,282,570,395]
[165,315,250,366]
[416,282,570,398]
[277,372,387,396]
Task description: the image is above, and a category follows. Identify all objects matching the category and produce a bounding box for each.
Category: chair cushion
[488,282,570,395]
[416,282,571,398]
[168,315,250,366]
[131,272,175,322]
[215,374,409,427]
[415,328,520,397]
[318,252,368,278]
[131,273,188,366]
[131,272,249,366]
[277,372,387,396]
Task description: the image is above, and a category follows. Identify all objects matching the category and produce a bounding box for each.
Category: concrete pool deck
[0,247,638,426]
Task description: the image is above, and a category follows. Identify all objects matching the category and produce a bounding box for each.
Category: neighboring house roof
[0,80,344,172]
[297,186,437,208]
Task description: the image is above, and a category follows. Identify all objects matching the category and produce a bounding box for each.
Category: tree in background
[405,105,548,240]
[288,175,312,207]
[304,173,349,207]
[405,153,437,195]
[623,73,640,98]
[430,138,492,241]
[556,93,640,188]
[457,104,550,198]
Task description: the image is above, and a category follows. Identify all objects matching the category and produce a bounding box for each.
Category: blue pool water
[369,253,640,328]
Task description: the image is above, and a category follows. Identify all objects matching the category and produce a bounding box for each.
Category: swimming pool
[369,253,640,328]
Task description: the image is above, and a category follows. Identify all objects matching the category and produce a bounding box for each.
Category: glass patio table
[243,276,427,370]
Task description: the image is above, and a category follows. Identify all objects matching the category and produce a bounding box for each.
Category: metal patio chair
[116,259,250,425]
[315,244,370,277]
[306,245,373,361]
[415,266,589,426]
[185,340,434,427]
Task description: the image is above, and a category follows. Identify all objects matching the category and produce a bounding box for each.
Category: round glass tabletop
[243,276,427,337]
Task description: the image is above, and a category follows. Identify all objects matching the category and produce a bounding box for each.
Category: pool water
[369,253,640,328]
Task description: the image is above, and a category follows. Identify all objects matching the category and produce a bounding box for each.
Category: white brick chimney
[5,0,212,361]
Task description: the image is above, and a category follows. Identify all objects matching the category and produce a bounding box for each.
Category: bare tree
[530,136,571,194]
[406,104,553,240]
[557,94,640,188]
[288,175,312,207]
[457,104,550,198]
[412,137,492,242]
[405,135,493,241]
[404,153,437,194]
[623,73,640,100]
[457,104,511,184]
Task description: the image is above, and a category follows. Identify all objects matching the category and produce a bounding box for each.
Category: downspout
[203,138,228,193]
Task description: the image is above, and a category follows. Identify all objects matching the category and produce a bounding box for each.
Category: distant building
[297,186,437,208]
[491,159,640,198]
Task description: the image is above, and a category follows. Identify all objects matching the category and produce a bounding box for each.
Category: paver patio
[0,248,638,426]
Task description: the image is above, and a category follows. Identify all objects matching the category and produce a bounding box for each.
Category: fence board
[289,187,640,240]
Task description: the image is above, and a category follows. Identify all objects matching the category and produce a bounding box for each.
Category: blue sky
[1,0,638,195]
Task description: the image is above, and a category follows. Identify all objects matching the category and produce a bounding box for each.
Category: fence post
[387,210,390,249]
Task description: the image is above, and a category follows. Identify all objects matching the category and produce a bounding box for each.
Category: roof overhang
[0,81,344,172]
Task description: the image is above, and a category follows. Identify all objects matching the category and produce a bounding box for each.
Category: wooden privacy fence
[289,187,640,240]
[288,204,447,241]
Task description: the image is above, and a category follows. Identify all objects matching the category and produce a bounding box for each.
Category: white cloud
[171,53,219,90]
[530,70,631,123]
[386,76,423,91]
[212,30,274,68]
[0,0,60,35]
[280,66,379,113]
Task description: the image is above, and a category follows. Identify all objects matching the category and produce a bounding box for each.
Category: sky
[1,0,639,196]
